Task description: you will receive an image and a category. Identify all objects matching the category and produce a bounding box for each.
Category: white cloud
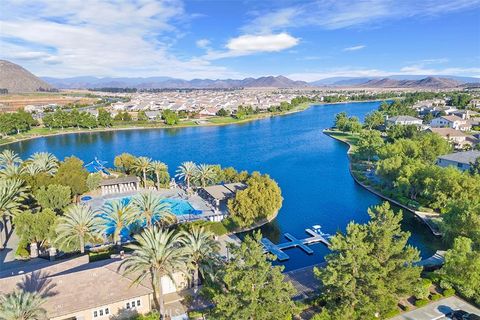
[196,39,211,48]
[243,0,480,32]
[0,0,243,79]
[226,33,299,53]
[343,45,366,52]
[203,33,300,60]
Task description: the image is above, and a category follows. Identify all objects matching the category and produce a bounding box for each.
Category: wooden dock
[261,229,330,261]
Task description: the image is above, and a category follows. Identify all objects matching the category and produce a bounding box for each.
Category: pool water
[114,196,196,216]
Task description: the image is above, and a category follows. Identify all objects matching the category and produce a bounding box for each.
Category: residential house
[144,111,161,121]
[437,150,480,171]
[430,115,471,131]
[0,255,189,320]
[386,115,423,126]
[427,128,474,149]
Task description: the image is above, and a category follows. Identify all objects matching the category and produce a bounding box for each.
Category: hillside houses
[386,115,423,126]
[427,128,477,149]
[430,115,471,131]
[437,150,480,171]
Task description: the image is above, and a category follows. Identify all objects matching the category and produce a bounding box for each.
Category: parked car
[446,310,480,320]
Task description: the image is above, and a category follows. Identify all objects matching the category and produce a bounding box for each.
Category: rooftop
[100,176,140,186]
[437,150,480,165]
[428,128,468,137]
[200,182,247,201]
[0,256,152,319]
[388,115,422,122]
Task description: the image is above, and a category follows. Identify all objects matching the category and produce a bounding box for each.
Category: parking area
[391,296,480,320]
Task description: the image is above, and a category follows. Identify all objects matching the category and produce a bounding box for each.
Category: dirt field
[0,92,98,111]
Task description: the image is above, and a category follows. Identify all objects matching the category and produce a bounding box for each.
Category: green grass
[323,129,361,152]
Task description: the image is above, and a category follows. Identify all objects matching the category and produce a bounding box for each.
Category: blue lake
[3,101,443,270]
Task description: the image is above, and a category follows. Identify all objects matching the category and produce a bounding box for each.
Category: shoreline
[0,99,388,148]
[322,129,442,237]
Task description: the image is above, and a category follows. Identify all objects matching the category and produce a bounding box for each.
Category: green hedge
[415,299,430,307]
[384,309,400,318]
[430,293,442,301]
[89,250,112,262]
[443,288,456,297]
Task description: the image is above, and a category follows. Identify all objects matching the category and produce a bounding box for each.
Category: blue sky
[1,0,479,80]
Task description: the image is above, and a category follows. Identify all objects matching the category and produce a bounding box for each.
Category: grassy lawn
[323,129,361,153]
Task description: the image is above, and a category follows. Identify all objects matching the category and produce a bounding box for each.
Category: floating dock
[261,228,330,261]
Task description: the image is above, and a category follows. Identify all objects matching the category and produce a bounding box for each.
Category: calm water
[3,102,442,270]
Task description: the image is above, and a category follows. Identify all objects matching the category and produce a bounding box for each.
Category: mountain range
[1,60,479,92]
[42,75,309,89]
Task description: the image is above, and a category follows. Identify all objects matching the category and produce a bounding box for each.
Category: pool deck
[84,187,224,222]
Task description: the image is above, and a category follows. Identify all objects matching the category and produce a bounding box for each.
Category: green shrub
[415,299,430,307]
[15,240,30,259]
[443,288,456,297]
[188,310,205,319]
[384,309,400,318]
[89,250,112,262]
[430,293,442,301]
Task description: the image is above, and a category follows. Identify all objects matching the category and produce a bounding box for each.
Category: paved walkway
[284,263,324,300]
[391,296,480,320]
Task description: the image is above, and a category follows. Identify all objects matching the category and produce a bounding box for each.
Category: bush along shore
[323,100,480,243]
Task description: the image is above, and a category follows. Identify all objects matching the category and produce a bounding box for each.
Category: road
[391,296,480,320]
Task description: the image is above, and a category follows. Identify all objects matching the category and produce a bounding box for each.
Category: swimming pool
[112,196,196,216]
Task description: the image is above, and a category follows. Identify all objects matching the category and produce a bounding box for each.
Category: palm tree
[0,164,25,179]
[25,152,58,175]
[120,227,188,317]
[131,192,173,227]
[180,227,220,293]
[133,157,152,188]
[0,179,28,249]
[97,200,137,245]
[0,150,22,169]
[55,204,101,254]
[0,290,46,320]
[175,161,197,189]
[195,164,216,188]
[150,161,168,190]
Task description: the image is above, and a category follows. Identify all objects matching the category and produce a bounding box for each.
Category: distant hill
[0,60,54,93]
[42,75,309,89]
[360,76,462,89]
[310,75,480,86]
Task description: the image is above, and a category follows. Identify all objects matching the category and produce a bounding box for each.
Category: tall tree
[443,201,480,246]
[14,209,58,253]
[54,157,88,202]
[55,204,101,254]
[180,227,220,293]
[25,152,58,175]
[437,237,480,304]
[314,202,421,319]
[194,164,217,188]
[149,161,169,190]
[175,161,198,189]
[120,227,188,317]
[0,178,28,249]
[97,200,137,245]
[131,192,174,227]
[113,153,136,174]
[133,156,152,188]
[356,130,384,162]
[0,149,22,168]
[212,232,296,320]
[364,110,385,130]
[34,184,71,211]
[0,291,46,320]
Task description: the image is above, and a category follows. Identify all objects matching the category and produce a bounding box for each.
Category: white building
[430,115,471,131]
